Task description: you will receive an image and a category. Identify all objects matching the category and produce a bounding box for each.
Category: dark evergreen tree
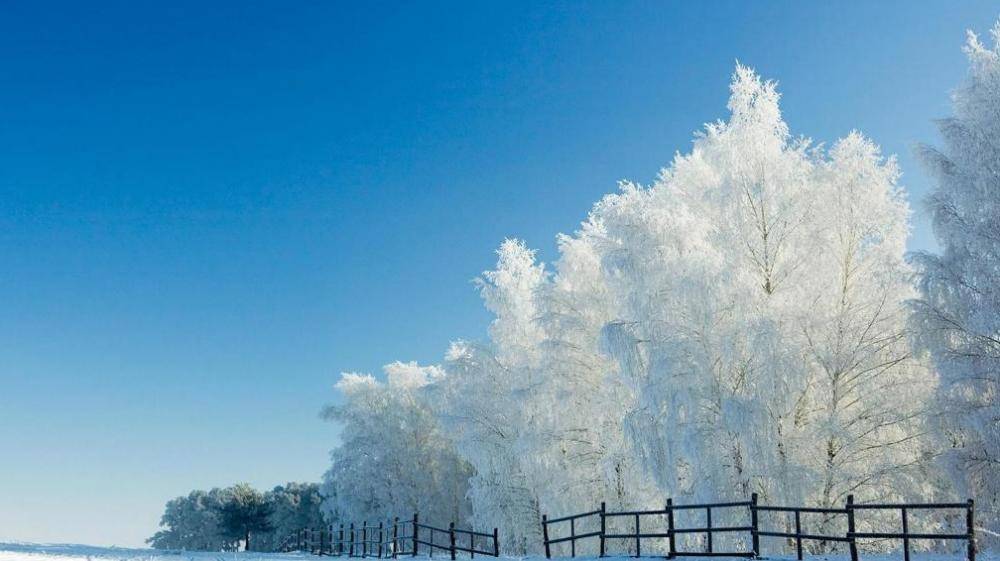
[218,483,273,551]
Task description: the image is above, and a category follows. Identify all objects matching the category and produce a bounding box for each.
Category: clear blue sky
[0,0,996,549]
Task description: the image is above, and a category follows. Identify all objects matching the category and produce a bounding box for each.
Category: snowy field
[0,543,310,561]
[0,544,982,561]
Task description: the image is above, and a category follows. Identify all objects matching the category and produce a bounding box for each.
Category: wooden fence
[280,513,499,560]
[542,495,976,561]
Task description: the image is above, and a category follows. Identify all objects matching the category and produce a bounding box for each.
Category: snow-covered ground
[0,543,309,561]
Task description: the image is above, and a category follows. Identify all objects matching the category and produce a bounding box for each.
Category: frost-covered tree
[147,488,234,551]
[439,240,550,554]
[325,63,943,556]
[150,482,324,552]
[218,483,273,551]
[440,239,658,554]
[911,20,1000,543]
[565,65,936,527]
[321,361,473,527]
[537,232,661,518]
[440,65,936,554]
[255,482,327,551]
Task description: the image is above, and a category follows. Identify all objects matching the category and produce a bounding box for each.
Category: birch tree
[911,20,1000,544]
[549,66,938,546]
[439,239,549,554]
[321,362,473,526]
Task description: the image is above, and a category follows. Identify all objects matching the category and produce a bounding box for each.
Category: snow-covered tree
[218,483,273,551]
[447,65,936,553]
[149,482,327,552]
[439,239,550,554]
[148,488,233,551]
[524,67,937,552]
[325,63,943,556]
[256,482,327,551]
[911,20,1000,544]
[537,231,661,520]
[321,361,473,527]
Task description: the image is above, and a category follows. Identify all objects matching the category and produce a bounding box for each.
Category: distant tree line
[147,481,328,552]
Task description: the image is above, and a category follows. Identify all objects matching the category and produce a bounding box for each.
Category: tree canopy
[148,482,326,552]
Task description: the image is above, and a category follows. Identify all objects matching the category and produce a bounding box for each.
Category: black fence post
[750,493,759,557]
[470,528,476,559]
[600,502,607,558]
[794,510,802,560]
[363,521,369,559]
[968,499,976,561]
[706,507,713,554]
[413,513,419,558]
[667,499,676,559]
[571,516,576,558]
[393,517,400,559]
[846,495,858,561]
[635,512,641,558]
[340,524,346,557]
[901,508,910,561]
[493,528,499,557]
[542,514,551,559]
[350,523,356,558]
[449,522,457,561]
[321,527,327,557]
[379,521,385,559]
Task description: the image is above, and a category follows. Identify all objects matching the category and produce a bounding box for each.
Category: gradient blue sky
[1,0,996,549]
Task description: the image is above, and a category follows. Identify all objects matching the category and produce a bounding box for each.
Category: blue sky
[0,0,996,548]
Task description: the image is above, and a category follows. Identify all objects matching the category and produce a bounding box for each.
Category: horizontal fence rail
[281,512,499,559]
[541,503,606,558]
[846,498,976,561]
[453,526,501,558]
[542,495,976,561]
[753,502,851,560]
[662,497,754,558]
[414,520,455,558]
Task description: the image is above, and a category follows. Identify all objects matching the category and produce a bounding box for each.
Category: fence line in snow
[279,513,499,560]
[541,494,976,561]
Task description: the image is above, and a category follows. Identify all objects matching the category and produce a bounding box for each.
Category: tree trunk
[245,531,251,552]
